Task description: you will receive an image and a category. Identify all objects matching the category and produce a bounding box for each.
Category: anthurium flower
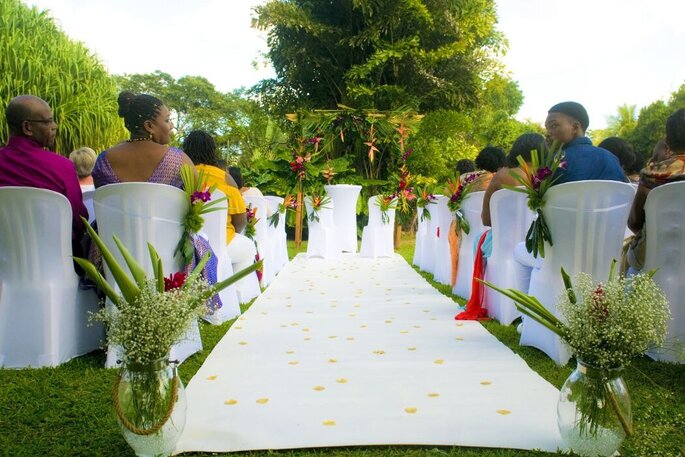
[164,272,187,291]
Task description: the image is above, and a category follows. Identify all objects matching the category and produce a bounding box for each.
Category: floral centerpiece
[268,194,296,228]
[374,194,398,224]
[445,172,478,235]
[415,185,437,222]
[175,164,227,266]
[74,219,260,455]
[244,204,259,240]
[504,142,566,258]
[481,262,669,456]
[305,191,332,223]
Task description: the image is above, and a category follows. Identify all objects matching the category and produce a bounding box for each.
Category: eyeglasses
[24,118,56,124]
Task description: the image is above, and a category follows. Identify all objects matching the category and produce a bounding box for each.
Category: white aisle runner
[174,254,565,454]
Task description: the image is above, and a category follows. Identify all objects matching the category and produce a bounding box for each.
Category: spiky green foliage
[0,0,126,154]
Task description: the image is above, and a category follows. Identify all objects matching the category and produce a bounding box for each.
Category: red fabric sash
[455,230,489,321]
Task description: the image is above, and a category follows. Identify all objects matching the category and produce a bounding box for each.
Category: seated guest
[0,95,88,262]
[183,131,258,273]
[627,153,646,184]
[448,146,505,285]
[69,146,97,191]
[625,109,685,272]
[229,166,264,197]
[456,158,476,175]
[92,91,195,187]
[598,137,636,181]
[545,101,626,184]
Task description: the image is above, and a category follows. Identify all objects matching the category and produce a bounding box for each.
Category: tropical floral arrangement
[388,147,416,213]
[415,185,437,222]
[481,262,669,439]
[305,192,332,223]
[374,194,398,224]
[175,164,227,266]
[445,172,478,234]
[74,219,260,437]
[268,194,297,228]
[244,204,259,240]
[504,142,566,258]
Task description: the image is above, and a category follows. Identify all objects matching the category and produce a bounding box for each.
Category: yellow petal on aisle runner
[497,410,512,415]
[256,398,269,404]
[206,375,217,381]
[224,399,237,405]
[405,407,418,414]
[322,420,336,426]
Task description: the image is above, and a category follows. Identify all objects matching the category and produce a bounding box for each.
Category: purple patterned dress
[92,147,185,188]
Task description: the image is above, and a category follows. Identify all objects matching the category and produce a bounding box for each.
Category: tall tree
[0,0,126,154]
[253,0,506,112]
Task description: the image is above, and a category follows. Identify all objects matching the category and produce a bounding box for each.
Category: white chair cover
[483,189,535,324]
[359,195,396,258]
[199,190,241,324]
[82,188,95,224]
[0,187,102,368]
[305,197,340,259]
[324,184,362,252]
[431,196,454,285]
[94,183,202,367]
[452,191,486,299]
[520,180,635,365]
[643,181,685,363]
[418,199,441,273]
[244,196,273,286]
[264,196,289,270]
[412,207,428,266]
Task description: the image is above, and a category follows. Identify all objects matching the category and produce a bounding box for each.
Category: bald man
[0,95,88,256]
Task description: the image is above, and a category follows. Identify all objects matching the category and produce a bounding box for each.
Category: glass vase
[557,360,632,457]
[115,359,187,457]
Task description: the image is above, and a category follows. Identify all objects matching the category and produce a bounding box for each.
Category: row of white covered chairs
[412,180,684,365]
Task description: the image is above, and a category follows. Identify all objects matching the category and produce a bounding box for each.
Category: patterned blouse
[92,147,184,188]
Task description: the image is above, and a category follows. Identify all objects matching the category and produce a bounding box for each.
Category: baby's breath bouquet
[480,262,669,450]
[74,219,260,442]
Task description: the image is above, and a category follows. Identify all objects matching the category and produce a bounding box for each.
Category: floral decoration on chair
[305,192,332,223]
[268,194,297,228]
[175,164,227,266]
[445,172,478,235]
[244,204,259,240]
[416,185,437,222]
[504,142,566,258]
[374,194,398,224]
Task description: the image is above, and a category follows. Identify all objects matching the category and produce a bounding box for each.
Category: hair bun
[117,91,135,118]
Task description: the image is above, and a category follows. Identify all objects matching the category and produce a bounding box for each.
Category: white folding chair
[431,195,454,285]
[412,207,428,267]
[82,188,96,224]
[520,181,635,365]
[643,181,685,363]
[244,196,273,285]
[305,197,340,259]
[324,184,362,252]
[0,187,102,368]
[359,195,396,258]
[199,190,241,324]
[94,183,202,367]
[483,189,534,324]
[262,196,286,286]
[264,196,289,271]
[452,191,486,300]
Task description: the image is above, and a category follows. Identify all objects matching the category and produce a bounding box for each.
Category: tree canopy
[253,0,506,112]
[0,0,126,154]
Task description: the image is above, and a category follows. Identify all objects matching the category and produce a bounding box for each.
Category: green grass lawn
[0,235,683,457]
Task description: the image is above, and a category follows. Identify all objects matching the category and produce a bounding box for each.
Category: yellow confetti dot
[239,341,248,345]
[328,358,338,363]
[408,347,417,351]
[346,337,355,341]
[286,350,295,354]
[360,325,368,328]
[304,337,311,341]
[434,359,444,365]
[288,361,299,365]
[286,296,292,300]
[354,304,361,308]
[224,399,238,405]
[206,375,217,381]
[455,337,464,341]
[322,420,336,426]
[256,398,269,404]
[336,378,348,384]
[239,317,246,321]
[480,381,492,386]
[261,311,268,315]
[313,385,326,391]
[328,335,337,339]
[413,325,421,329]
[286,304,293,308]
[234,326,242,330]
[291,322,299,326]
[430,318,437,321]
[497,409,512,415]
[456,322,464,327]
[423,309,430,313]
[372,350,386,355]
[330,304,337,308]
[280,325,288,328]
[385,320,393,324]
[405,407,418,414]
[400,330,409,334]
[428,392,440,398]
[302,328,310,332]
[348,313,357,317]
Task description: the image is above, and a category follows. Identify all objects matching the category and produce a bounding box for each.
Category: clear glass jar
[115,359,187,457]
[557,360,632,457]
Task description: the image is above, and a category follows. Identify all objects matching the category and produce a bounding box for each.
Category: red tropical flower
[164,272,187,291]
